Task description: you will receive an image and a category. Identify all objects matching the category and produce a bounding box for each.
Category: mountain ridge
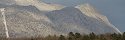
[0,3,121,37]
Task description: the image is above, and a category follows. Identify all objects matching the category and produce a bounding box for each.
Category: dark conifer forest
[0,32,125,40]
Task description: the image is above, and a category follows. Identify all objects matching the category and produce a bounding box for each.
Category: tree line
[28,32,125,40]
[0,32,125,40]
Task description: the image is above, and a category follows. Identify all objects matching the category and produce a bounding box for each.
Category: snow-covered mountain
[0,0,65,11]
[0,1,121,37]
[45,6,121,34]
[75,4,121,34]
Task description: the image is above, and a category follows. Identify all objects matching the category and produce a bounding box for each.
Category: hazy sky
[41,0,125,32]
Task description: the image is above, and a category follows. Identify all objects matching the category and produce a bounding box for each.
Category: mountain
[0,3,121,37]
[45,6,121,34]
[0,4,59,37]
[0,0,65,11]
[75,4,121,34]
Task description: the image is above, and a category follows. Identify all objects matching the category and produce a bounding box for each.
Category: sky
[41,0,125,32]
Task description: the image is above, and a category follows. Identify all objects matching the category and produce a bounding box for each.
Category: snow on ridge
[75,4,109,24]
[45,6,121,34]
[0,0,65,11]
[75,3,101,19]
[75,3,122,34]
[14,0,65,11]
[0,1,122,37]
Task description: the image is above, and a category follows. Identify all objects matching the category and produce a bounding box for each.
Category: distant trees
[58,35,65,40]
[67,32,125,40]
[82,35,90,40]
[25,32,125,40]
[75,33,81,38]
[1,32,125,40]
[111,33,122,40]
[123,32,125,40]
[89,32,96,40]
[68,32,75,40]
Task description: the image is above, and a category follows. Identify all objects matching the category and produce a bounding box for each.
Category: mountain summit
[0,2,121,37]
